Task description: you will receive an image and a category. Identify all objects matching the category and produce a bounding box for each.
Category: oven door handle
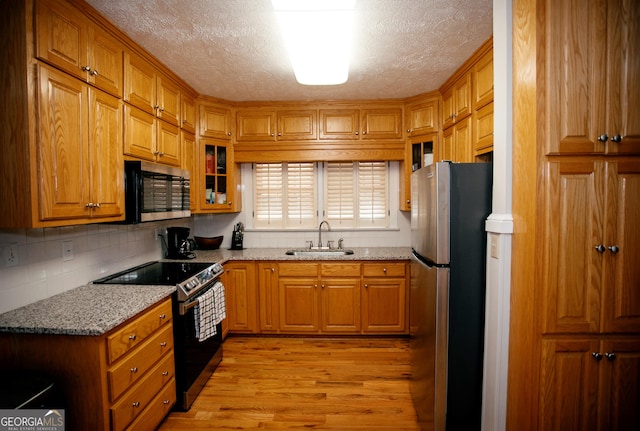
[179,297,200,316]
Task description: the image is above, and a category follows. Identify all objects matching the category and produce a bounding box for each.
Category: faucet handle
[338,238,344,249]
[327,240,334,249]
[306,240,314,249]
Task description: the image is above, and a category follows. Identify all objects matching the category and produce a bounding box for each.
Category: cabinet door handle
[90,69,99,76]
[162,371,169,376]
[82,65,91,72]
[94,202,100,209]
[592,352,603,361]
[608,245,619,254]
[160,341,167,347]
[383,268,387,273]
[364,284,368,288]
[130,367,138,373]
[595,244,606,253]
[321,284,325,288]
[611,134,622,143]
[314,284,318,288]
[129,334,137,341]
[159,313,167,319]
[159,107,165,112]
[597,134,608,142]
[354,131,359,135]
[605,352,616,361]
[163,400,171,405]
[132,401,140,407]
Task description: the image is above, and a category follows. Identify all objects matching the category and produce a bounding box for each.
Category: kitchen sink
[285,249,354,256]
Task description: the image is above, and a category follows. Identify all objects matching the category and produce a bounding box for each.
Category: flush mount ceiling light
[272,0,356,86]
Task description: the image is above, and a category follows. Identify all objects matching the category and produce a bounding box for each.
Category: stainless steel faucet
[318,220,330,248]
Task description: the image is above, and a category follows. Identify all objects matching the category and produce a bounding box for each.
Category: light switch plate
[62,240,74,261]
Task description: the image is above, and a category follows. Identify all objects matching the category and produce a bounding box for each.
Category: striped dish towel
[193,281,226,342]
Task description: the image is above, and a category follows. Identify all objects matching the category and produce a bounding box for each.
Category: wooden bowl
[194,235,223,250]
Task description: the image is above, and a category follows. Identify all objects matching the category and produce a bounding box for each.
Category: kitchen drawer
[108,323,174,401]
[110,353,175,431]
[124,379,176,431]
[320,263,361,277]
[107,299,172,364]
[278,263,318,277]
[362,262,405,278]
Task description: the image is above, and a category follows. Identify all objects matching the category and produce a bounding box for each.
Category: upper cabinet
[441,73,472,130]
[319,108,402,140]
[405,97,439,137]
[181,93,197,134]
[200,102,233,140]
[124,51,181,127]
[472,49,494,110]
[236,109,317,141]
[545,0,640,155]
[35,0,123,97]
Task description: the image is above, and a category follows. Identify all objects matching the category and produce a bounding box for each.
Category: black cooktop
[93,261,213,286]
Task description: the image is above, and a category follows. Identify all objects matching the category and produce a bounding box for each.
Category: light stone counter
[0,247,410,336]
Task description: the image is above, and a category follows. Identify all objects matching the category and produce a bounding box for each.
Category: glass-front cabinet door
[199,139,234,211]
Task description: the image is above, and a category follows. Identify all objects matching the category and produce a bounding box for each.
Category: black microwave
[124,160,191,223]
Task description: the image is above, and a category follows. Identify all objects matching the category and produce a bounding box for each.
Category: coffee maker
[166,227,195,259]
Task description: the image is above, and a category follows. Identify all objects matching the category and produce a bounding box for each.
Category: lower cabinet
[0,298,176,431]
[243,260,408,335]
[540,337,640,431]
[222,261,258,333]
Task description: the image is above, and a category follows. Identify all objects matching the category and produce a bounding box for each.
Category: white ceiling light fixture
[272,0,356,86]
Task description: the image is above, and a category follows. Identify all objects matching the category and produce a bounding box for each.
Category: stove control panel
[176,262,224,302]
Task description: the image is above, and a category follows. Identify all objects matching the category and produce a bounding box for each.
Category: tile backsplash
[0,219,192,314]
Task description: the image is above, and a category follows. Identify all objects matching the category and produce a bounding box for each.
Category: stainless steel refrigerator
[409,161,492,431]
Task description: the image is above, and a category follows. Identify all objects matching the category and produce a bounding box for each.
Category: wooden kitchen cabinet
[362,262,407,333]
[360,108,403,140]
[278,263,320,333]
[0,298,175,431]
[180,92,197,134]
[197,138,240,213]
[181,131,197,212]
[473,102,494,156]
[35,0,124,97]
[441,72,471,130]
[543,158,640,335]
[124,51,181,127]
[37,64,124,222]
[236,109,317,141]
[318,108,403,140]
[258,262,280,333]
[124,104,181,167]
[544,0,640,155]
[223,262,258,334]
[319,109,360,140]
[405,96,439,137]
[200,102,233,140]
[471,49,494,110]
[540,337,640,431]
[320,263,361,333]
[400,134,438,211]
[441,116,472,163]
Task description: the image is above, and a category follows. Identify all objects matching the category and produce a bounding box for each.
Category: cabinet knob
[271,133,275,137]
[94,202,100,209]
[132,401,140,408]
[611,134,622,143]
[162,371,169,376]
[277,132,282,136]
[90,69,99,76]
[159,107,165,112]
[130,367,138,373]
[605,352,616,361]
[592,352,603,361]
[321,284,325,288]
[160,341,167,347]
[608,245,619,253]
[163,400,171,405]
[597,134,609,142]
[129,334,137,341]
[383,268,387,273]
[85,202,94,208]
[159,313,166,319]
[362,131,367,135]
[364,284,368,288]
[595,244,606,253]
[82,65,91,72]
[227,132,232,136]
[154,104,160,110]
[271,268,275,273]
[314,284,318,288]
[355,131,359,135]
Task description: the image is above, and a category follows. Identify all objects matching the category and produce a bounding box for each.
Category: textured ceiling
[85,0,493,102]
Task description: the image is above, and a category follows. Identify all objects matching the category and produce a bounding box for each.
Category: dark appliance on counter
[124,160,190,224]
[230,222,244,250]
[93,260,225,411]
[409,161,492,431]
[166,227,195,259]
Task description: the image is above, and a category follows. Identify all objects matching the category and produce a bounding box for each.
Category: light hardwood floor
[158,336,420,430]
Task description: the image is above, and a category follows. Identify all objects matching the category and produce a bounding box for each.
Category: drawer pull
[383,268,387,273]
[132,401,140,408]
[159,314,167,319]
[160,342,168,347]
[162,371,169,376]
[130,367,138,373]
[129,334,137,341]
[163,400,171,405]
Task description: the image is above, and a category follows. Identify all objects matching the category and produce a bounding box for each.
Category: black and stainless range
[93,260,224,411]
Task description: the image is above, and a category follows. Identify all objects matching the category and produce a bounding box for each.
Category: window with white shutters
[254,162,316,228]
[253,161,388,229]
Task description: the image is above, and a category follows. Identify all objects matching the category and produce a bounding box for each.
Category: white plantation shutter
[325,161,388,228]
[326,162,355,227]
[254,162,316,229]
[357,162,388,227]
[286,163,316,227]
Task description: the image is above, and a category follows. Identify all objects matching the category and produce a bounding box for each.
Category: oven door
[172,282,223,411]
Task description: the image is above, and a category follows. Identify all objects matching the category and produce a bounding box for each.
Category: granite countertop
[0,284,175,337]
[185,247,412,264]
[0,247,410,337]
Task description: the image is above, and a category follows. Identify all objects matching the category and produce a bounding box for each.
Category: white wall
[481,1,513,430]
[0,219,192,314]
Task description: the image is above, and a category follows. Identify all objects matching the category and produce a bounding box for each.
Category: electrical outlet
[3,244,19,267]
[62,240,74,261]
[490,234,499,259]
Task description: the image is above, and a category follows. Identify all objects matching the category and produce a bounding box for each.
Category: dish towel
[193,281,226,342]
